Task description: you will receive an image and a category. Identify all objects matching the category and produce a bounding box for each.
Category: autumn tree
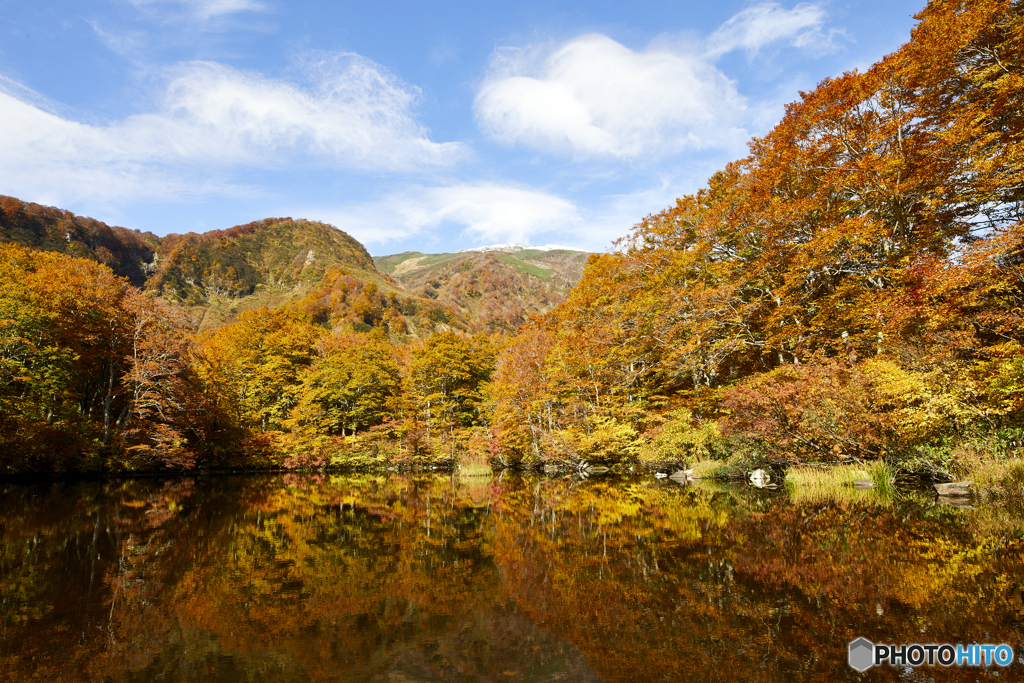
[195,308,324,434]
[288,333,402,437]
[115,291,213,469]
[489,326,558,463]
[498,0,1024,463]
[0,244,204,472]
[405,332,495,439]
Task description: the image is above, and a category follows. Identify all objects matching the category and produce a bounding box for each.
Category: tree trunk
[102,360,116,446]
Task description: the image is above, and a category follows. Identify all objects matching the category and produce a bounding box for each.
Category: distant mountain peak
[456,243,581,254]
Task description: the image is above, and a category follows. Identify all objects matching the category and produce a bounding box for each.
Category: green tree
[196,308,324,433]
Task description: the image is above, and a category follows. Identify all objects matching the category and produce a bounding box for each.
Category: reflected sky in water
[2,473,1023,682]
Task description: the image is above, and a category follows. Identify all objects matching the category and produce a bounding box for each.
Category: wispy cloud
[126,0,270,21]
[309,183,583,249]
[88,20,150,57]
[0,54,464,204]
[302,179,690,253]
[705,2,832,58]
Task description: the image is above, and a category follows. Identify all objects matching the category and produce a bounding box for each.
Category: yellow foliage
[637,408,721,466]
[556,416,638,464]
[861,356,974,442]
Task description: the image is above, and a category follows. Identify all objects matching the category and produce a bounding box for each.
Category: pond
[1,472,1023,682]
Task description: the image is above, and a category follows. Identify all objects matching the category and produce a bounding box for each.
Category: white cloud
[474,34,748,159]
[705,3,830,58]
[310,183,583,248]
[400,184,581,244]
[0,55,463,204]
[127,0,269,20]
[306,180,693,253]
[474,3,836,159]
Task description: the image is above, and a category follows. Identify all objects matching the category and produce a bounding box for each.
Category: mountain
[0,195,158,287]
[0,195,592,335]
[0,195,469,337]
[375,247,592,331]
[456,243,579,254]
[148,217,378,332]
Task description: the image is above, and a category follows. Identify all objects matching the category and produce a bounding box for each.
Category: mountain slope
[0,195,158,286]
[148,217,383,331]
[0,196,469,336]
[376,248,592,331]
[150,218,473,335]
[292,264,471,337]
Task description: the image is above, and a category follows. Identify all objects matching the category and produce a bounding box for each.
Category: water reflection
[1,473,1023,682]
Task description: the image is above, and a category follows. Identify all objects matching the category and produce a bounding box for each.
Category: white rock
[748,469,771,488]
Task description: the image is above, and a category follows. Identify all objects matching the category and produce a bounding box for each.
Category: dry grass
[458,450,494,477]
[950,439,1024,497]
[958,454,1024,497]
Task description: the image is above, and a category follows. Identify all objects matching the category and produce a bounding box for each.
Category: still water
[1,472,1023,682]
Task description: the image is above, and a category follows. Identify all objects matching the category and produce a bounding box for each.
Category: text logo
[849,638,1015,670]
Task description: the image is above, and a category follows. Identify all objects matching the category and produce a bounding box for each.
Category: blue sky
[1,0,924,255]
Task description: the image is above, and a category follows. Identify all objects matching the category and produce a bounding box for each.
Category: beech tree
[195,308,324,433]
[486,0,1024,462]
[0,245,205,471]
[406,332,495,438]
[288,333,402,436]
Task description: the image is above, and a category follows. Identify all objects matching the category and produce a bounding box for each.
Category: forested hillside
[487,0,1024,474]
[0,199,470,336]
[148,218,470,335]
[376,248,590,330]
[0,195,158,286]
[0,0,1021,484]
[148,217,379,331]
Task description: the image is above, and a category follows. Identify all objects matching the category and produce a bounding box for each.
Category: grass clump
[970,459,1024,497]
[689,453,754,481]
[946,429,1024,497]
[457,431,496,476]
[459,460,494,477]
[955,450,1024,497]
[784,462,897,505]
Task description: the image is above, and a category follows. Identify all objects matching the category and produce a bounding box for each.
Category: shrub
[637,408,724,466]
[557,416,639,465]
[721,358,889,460]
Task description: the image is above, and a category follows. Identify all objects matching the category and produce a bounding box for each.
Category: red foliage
[720,357,890,460]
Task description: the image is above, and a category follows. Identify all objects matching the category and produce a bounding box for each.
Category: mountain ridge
[374,247,592,331]
[456,243,582,254]
[0,195,591,335]
[0,195,469,336]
